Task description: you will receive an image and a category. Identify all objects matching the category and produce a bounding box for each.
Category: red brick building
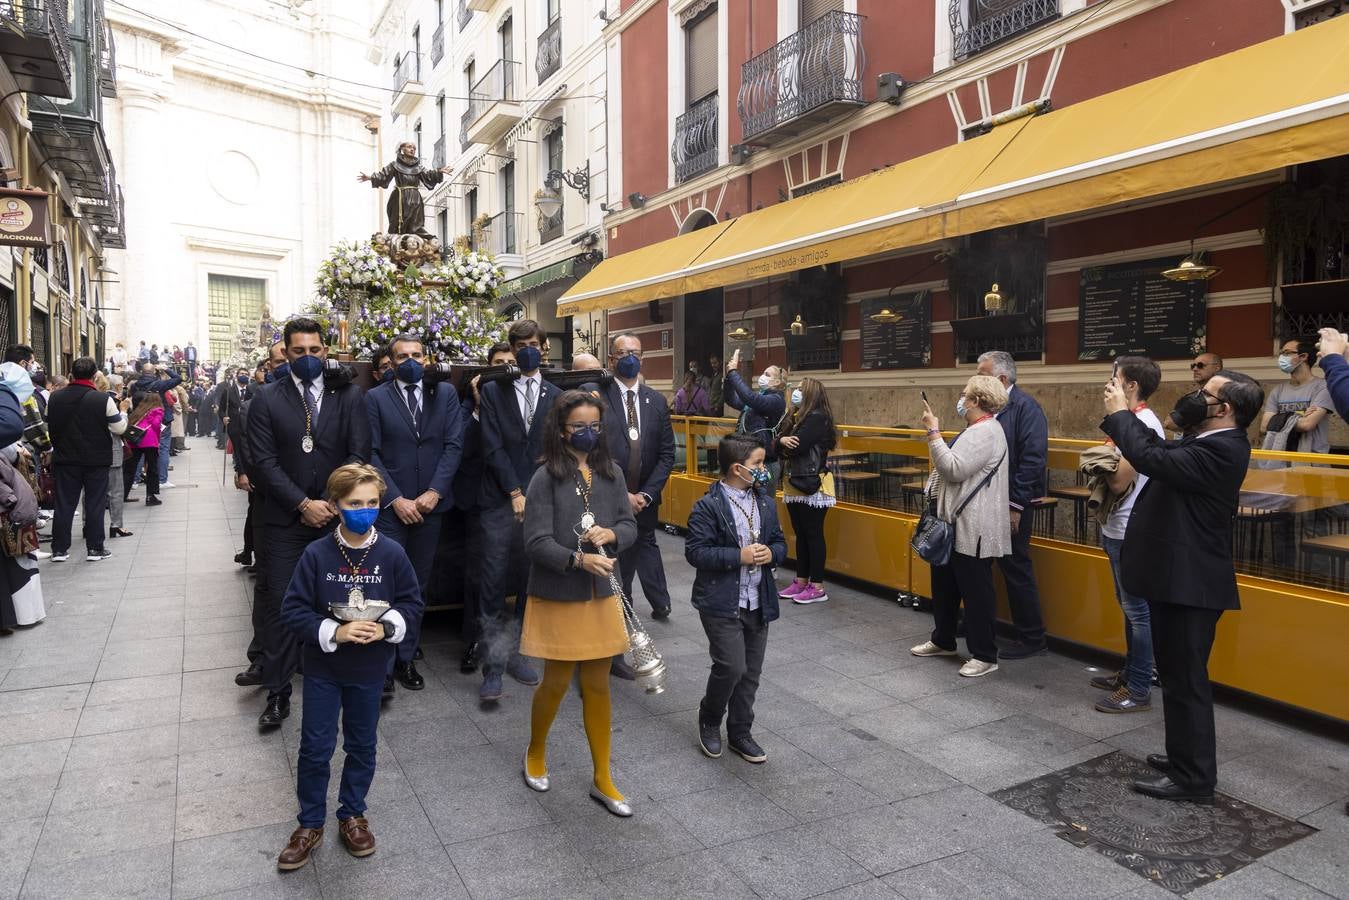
[563,0,1349,437]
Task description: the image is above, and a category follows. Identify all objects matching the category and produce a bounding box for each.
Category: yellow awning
[556,219,734,316]
[560,14,1349,315]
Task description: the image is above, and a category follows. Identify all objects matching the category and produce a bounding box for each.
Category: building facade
[370,0,609,364]
[103,0,382,364]
[0,0,122,373]
[574,0,1349,442]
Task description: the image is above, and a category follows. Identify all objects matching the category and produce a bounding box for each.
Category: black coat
[601,380,675,525]
[996,385,1049,512]
[724,370,786,462]
[451,394,482,512]
[476,376,558,506]
[685,481,788,622]
[246,376,370,526]
[1101,411,1250,611]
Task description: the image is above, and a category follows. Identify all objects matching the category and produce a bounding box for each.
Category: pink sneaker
[778,581,806,599]
[793,585,829,604]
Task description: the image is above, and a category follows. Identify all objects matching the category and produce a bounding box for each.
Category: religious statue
[358,142,453,238]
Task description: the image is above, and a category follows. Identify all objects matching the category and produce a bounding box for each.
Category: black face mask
[1169,390,1219,431]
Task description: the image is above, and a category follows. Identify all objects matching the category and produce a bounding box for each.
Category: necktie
[524,378,537,427]
[624,389,641,493]
[303,381,318,428]
[405,384,421,432]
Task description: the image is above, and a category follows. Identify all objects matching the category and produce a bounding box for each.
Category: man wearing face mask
[248,317,371,729]
[367,334,463,693]
[225,367,257,566]
[1260,339,1332,456]
[724,350,787,480]
[1102,369,1261,802]
[603,333,676,649]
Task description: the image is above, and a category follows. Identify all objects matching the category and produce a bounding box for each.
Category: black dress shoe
[1132,776,1213,803]
[234,550,252,566]
[698,719,722,759]
[998,640,1049,660]
[383,676,396,699]
[651,606,672,621]
[459,642,480,674]
[235,664,263,687]
[258,696,290,728]
[1146,754,1173,774]
[728,735,767,764]
[395,662,425,691]
[610,656,637,681]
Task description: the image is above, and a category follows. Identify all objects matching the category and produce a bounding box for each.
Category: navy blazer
[602,380,676,522]
[996,385,1049,511]
[724,370,786,462]
[367,379,464,513]
[1102,411,1250,611]
[247,376,371,526]
[476,375,558,506]
[451,393,482,512]
[685,481,788,623]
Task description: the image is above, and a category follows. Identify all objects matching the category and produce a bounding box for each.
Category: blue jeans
[1102,535,1153,698]
[295,675,383,828]
[158,439,170,482]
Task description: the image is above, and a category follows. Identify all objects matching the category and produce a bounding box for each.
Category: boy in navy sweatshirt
[276,463,423,871]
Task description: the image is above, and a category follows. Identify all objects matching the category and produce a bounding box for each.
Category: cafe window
[945,222,1047,363]
[685,5,718,105]
[1270,155,1349,338]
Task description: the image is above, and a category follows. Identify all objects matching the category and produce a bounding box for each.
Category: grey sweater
[524,461,638,601]
[929,419,1011,559]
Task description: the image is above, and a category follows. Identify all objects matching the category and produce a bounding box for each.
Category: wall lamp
[628,191,647,209]
[536,162,591,218]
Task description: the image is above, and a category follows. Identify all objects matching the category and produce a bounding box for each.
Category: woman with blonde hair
[911,374,1011,678]
[777,376,837,604]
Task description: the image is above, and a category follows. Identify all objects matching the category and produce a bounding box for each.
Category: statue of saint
[358,142,453,238]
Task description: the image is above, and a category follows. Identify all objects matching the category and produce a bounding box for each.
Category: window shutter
[685,7,718,105]
[800,0,842,27]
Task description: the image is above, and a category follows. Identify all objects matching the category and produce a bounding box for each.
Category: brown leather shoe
[339,816,376,857]
[277,827,323,870]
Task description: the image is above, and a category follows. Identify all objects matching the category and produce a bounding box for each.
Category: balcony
[88,183,125,250]
[0,0,74,99]
[30,111,111,209]
[473,211,523,256]
[536,16,561,83]
[457,0,472,30]
[738,11,865,145]
[950,0,1058,59]
[98,15,116,98]
[465,60,523,146]
[431,20,445,67]
[391,52,423,117]
[460,108,474,151]
[672,92,718,183]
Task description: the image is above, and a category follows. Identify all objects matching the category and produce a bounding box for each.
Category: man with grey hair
[976,350,1048,658]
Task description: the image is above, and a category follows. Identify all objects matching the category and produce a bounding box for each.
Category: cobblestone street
[0,439,1345,899]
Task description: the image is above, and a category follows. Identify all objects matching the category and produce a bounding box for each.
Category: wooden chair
[1299,534,1349,589]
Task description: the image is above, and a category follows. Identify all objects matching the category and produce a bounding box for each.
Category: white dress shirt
[398,379,423,419]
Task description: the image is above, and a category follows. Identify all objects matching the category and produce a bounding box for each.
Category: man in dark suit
[247,317,370,728]
[603,332,676,679]
[475,320,555,702]
[1101,369,1261,802]
[223,367,255,566]
[368,334,463,692]
[976,350,1049,658]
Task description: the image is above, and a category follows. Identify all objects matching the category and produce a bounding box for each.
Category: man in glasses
[1189,352,1223,387]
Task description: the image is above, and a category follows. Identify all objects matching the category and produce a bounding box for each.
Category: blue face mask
[396,358,424,384]
[790,389,803,407]
[615,353,642,380]
[515,345,542,372]
[567,425,601,453]
[267,362,290,384]
[0,362,34,404]
[237,375,250,386]
[1277,353,1299,374]
[340,506,380,534]
[379,368,396,383]
[738,463,772,489]
[291,354,323,381]
[956,396,968,418]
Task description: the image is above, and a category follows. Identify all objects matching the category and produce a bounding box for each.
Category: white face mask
[757,373,772,390]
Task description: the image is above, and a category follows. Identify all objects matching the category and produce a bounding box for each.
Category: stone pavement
[0,436,1346,899]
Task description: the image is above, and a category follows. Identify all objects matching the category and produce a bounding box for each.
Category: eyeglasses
[613,350,642,359]
[564,422,603,434]
[1189,362,1212,370]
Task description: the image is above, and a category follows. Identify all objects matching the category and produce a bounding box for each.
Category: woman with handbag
[521,390,639,817]
[777,377,837,605]
[910,375,1011,678]
[99,373,132,537]
[123,393,164,507]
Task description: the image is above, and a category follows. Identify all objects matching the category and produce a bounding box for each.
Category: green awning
[499,257,577,298]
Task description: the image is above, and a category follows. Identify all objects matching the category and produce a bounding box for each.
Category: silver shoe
[522,752,549,793]
[589,784,633,817]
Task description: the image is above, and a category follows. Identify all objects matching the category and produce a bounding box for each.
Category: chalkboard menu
[1078,257,1208,361]
[860,290,930,369]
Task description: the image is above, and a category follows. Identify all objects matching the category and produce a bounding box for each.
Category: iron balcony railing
[738,10,865,143]
[98,14,117,97]
[467,59,520,124]
[475,210,523,255]
[536,16,561,83]
[1,0,73,96]
[392,51,422,92]
[460,107,473,151]
[950,0,1058,59]
[431,20,445,67]
[433,135,446,169]
[672,92,718,183]
[458,0,472,30]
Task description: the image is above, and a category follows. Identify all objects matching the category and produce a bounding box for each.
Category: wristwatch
[381,620,396,641]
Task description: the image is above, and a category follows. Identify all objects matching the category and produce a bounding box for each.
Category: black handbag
[910,453,1004,567]
[124,423,147,445]
[787,443,825,494]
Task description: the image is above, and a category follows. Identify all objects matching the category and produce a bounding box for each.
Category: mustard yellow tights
[525,658,623,801]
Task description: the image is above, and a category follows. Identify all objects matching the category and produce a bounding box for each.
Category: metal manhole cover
[991,751,1316,894]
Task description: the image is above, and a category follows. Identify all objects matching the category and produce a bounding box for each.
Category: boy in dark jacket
[276,463,423,871]
[686,434,787,764]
